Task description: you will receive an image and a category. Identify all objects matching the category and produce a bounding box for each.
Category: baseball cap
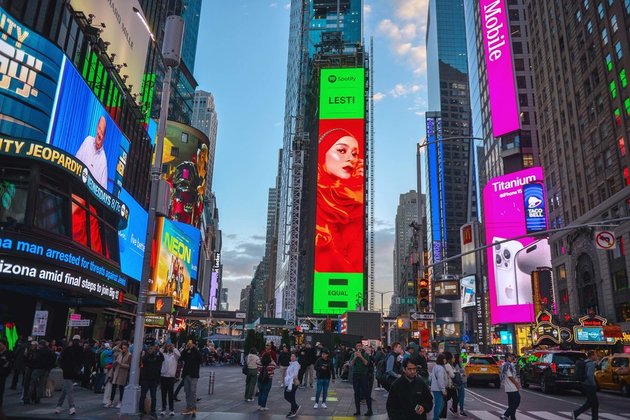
[72,334,81,340]
[104,343,111,348]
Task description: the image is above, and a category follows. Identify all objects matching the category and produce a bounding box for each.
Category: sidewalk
[2,365,389,419]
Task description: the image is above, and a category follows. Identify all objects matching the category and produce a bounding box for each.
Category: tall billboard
[117,188,148,281]
[483,167,552,324]
[150,217,201,308]
[68,0,149,105]
[160,121,210,229]
[313,67,365,315]
[480,0,520,137]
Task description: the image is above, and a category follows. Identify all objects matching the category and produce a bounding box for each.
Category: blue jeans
[315,378,330,403]
[257,379,272,407]
[458,384,465,412]
[432,391,444,420]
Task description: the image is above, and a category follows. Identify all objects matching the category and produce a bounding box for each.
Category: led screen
[150,217,201,308]
[49,59,126,193]
[313,67,365,315]
[460,275,476,308]
[483,167,552,324]
[523,182,547,234]
[117,188,148,281]
[480,0,520,137]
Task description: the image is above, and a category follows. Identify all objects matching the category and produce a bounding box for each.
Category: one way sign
[410,312,436,321]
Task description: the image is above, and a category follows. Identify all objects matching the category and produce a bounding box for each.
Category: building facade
[392,191,420,316]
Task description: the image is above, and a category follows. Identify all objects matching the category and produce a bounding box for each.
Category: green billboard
[313,273,364,315]
[319,68,365,120]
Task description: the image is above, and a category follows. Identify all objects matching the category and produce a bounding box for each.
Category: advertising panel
[532,268,555,315]
[161,121,210,228]
[434,280,460,298]
[483,167,552,324]
[68,0,149,105]
[117,188,147,281]
[523,182,547,234]
[480,0,520,137]
[150,217,201,308]
[0,6,64,142]
[49,59,126,193]
[313,67,365,315]
[209,271,219,311]
[460,275,476,308]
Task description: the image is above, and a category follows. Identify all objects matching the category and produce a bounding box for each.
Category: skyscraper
[393,191,420,316]
[424,0,476,277]
[191,90,219,192]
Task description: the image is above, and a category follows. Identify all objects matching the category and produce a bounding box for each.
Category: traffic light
[418,278,430,309]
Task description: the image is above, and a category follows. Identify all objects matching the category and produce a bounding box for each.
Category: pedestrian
[383,342,403,391]
[173,344,186,401]
[573,350,599,420]
[430,353,448,420]
[416,347,429,381]
[350,341,373,416]
[55,335,84,415]
[451,354,468,416]
[21,339,37,404]
[499,353,521,420]
[29,340,55,405]
[139,344,164,418]
[180,340,202,416]
[441,351,457,418]
[373,346,385,390]
[313,348,335,409]
[107,342,131,408]
[159,342,180,416]
[9,336,26,391]
[100,342,114,406]
[365,346,377,393]
[0,339,12,409]
[244,347,260,402]
[284,352,301,418]
[303,342,316,387]
[256,351,276,411]
[277,344,291,387]
[386,358,433,420]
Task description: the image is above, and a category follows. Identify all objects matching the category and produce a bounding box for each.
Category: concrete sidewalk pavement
[2,365,389,419]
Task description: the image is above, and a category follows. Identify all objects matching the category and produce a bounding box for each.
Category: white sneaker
[313,403,319,409]
[321,403,328,409]
[160,411,166,416]
[55,406,62,414]
[69,407,76,415]
[115,402,121,409]
[169,411,175,416]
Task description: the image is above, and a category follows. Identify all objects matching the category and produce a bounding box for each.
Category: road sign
[410,312,436,321]
[595,231,616,250]
[69,319,91,327]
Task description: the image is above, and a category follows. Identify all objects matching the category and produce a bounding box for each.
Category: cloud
[394,0,429,25]
[221,237,266,309]
[364,4,372,15]
[284,2,291,10]
[372,226,396,313]
[373,92,386,102]
[389,83,422,98]
[270,2,278,8]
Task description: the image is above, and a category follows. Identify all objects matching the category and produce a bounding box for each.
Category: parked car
[465,354,501,388]
[520,350,587,394]
[595,353,630,396]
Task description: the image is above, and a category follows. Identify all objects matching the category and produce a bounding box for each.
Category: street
[2,365,629,419]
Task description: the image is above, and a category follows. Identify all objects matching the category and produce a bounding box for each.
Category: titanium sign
[523,182,547,234]
[0,7,64,142]
[313,68,365,315]
[480,0,520,137]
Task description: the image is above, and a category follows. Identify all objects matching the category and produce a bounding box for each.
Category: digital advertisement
[161,121,210,228]
[460,275,476,308]
[523,182,548,234]
[117,188,148,281]
[150,217,201,308]
[49,59,126,193]
[0,7,64,143]
[480,0,520,137]
[313,67,365,315]
[483,167,552,324]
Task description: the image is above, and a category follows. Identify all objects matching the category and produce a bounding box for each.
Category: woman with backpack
[440,352,457,419]
[244,347,260,402]
[451,354,468,417]
[430,353,448,420]
[256,352,276,411]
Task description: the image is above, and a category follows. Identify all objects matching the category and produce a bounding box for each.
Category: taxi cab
[595,353,630,396]
[465,354,501,388]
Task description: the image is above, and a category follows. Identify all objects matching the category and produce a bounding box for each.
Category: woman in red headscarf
[315,127,364,273]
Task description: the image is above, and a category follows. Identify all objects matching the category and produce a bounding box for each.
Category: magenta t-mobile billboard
[481,0,520,137]
[483,167,552,324]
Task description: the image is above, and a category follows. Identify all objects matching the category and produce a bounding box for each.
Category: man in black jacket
[277,344,291,387]
[313,348,335,409]
[180,340,202,415]
[386,358,433,420]
[139,344,164,418]
[29,340,55,404]
[55,335,84,415]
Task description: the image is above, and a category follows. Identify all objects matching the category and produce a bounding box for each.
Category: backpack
[376,353,392,383]
[574,359,587,382]
[258,366,270,384]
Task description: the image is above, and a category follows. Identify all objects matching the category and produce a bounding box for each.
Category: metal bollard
[208,371,215,395]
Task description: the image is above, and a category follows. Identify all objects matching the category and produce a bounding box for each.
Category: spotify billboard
[313,67,366,315]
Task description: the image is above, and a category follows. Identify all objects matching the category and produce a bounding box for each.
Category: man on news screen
[75,115,108,188]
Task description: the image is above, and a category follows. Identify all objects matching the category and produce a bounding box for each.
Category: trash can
[208,371,215,395]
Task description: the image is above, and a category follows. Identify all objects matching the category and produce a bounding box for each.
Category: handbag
[242,365,248,375]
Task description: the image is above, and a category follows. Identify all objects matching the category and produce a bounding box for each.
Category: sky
[193,0,430,312]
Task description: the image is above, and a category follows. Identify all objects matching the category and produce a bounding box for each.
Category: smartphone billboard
[313,68,365,315]
[460,275,476,309]
[483,167,552,324]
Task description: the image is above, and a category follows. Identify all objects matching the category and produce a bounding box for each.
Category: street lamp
[373,290,394,317]
[120,15,184,415]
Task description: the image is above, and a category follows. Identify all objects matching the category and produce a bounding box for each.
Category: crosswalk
[467,410,630,420]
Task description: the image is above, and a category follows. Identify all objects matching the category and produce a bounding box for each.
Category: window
[587,20,594,33]
[612,268,628,290]
[523,154,534,167]
[585,0,590,8]
[598,2,605,18]
[577,9,583,22]
[34,188,68,236]
[0,169,29,225]
[602,28,609,45]
[619,137,627,156]
[621,69,628,88]
[600,358,610,371]
[625,98,630,116]
[615,107,622,125]
[606,148,614,166]
[610,80,618,98]
[626,0,630,14]
[615,41,624,59]
[611,14,619,32]
[606,53,613,71]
